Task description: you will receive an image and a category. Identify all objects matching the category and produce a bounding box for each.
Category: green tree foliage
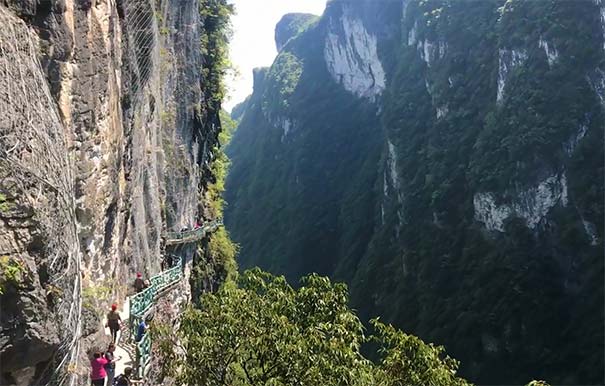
[159,269,471,386]
[372,321,469,386]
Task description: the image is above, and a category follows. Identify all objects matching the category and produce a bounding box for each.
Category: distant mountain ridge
[225,1,605,383]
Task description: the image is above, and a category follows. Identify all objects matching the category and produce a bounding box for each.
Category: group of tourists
[180,219,204,234]
[91,271,156,386]
[88,219,208,384]
[91,301,150,385]
[90,343,141,385]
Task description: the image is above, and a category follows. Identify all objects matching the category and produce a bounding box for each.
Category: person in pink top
[90,352,108,386]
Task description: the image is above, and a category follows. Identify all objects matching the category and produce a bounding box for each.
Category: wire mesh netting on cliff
[123,0,159,95]
[0,8,82,386]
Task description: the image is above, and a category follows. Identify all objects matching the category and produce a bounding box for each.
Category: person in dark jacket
[105,304,122,342]
[133,273,146,293]
[114,367,143,385]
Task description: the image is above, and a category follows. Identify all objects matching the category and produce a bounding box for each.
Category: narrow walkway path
[98,217,222,382]
[104,299,134,380]
[164,218,223,245]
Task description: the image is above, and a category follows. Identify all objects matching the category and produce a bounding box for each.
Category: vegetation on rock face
[159,268,471,386]
[263,52,303,113]
[189,0,238,296]
[193,110,239,293]
[199,0,234,113]
[275,13,319,52]
[0,193,8,213]
[205,111,239,278]
[206,111,236,219]
[0,256,24,295]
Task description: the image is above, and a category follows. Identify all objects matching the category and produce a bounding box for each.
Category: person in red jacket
[90,351,109,386]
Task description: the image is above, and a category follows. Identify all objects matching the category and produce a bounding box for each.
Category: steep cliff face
[225,0,604,384]
[0,0,223,383]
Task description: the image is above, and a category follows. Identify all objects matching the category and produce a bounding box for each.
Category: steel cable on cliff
[0,8,82,386]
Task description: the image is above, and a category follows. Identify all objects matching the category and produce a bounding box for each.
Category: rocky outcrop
[497,48,528,103]
[539,37,559,67]
[324,4,385,100]
[0,0,222,383]
[474,173,569,232]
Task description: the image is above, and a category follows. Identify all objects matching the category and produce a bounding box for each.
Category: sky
[224,0,327,112]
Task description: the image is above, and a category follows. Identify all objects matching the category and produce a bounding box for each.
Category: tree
[157,268,471,386]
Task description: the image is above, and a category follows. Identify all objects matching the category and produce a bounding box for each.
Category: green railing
[165,227,206,242]
[126,219,222,378]
[164,218,223,245]
[136,332,152,378]
[130,285,155,318]
[151,260,182,293]
[129,260,183,317]
[128,259,184,378]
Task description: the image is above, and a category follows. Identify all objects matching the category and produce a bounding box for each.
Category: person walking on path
[104,343,121,386]
[105,304,122,342]
[90,352,109,386]
[133,273,146,293]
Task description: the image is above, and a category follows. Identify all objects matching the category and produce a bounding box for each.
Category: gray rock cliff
[0,0,222,383]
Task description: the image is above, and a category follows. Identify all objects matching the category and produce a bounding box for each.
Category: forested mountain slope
[225,0,605,384]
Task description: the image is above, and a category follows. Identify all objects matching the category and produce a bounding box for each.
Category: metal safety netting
[123,0,158,95]
[0,8,82,386]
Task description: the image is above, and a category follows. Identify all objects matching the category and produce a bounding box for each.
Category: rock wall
[0,0,221,383]
[324,3,385,100]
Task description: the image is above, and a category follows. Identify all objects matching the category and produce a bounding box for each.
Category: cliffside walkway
[103,301,133,380]
[164,218,223,245]
[105,218,223,380]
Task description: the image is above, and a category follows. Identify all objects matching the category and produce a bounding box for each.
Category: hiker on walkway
[135,316,150,343]
[133,273,147,293]
[114,367,143,385]
[89,352,109,386]
[105,304,122,342]
[104,343,121,386]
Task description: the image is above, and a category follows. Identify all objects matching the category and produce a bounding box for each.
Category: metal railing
[164,218,223,245]
[126,219,223,379]
[150,261,182,293]
[130,285,156,319]
[136,332,152,378]
[128,259,184,378]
